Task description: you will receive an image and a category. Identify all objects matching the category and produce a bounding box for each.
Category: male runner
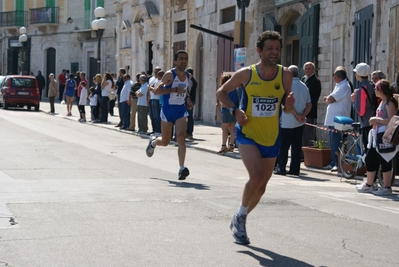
[216,31,294,244]
[146,50,193,180]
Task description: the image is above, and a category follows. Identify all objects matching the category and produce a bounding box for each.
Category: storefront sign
[234,47,246,71]
[9,40,22,47]
[275,0,302,7]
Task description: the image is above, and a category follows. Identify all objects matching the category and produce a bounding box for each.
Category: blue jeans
[329,126,342,167]
[121,101,130,129]
[149,99,161,133]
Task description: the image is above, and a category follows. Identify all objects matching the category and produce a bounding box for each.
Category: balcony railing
[29,7,59,25]
[0,11,27,27]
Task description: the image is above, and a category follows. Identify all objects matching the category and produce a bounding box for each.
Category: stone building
[1,0,398,126]
[0,0,117,95]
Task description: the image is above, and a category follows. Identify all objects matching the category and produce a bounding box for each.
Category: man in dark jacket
[186,67,197,139]
[301,62,321,147]
[115,68,126,127]
[36,70,46,101]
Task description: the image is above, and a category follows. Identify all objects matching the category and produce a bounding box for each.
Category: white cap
[353,63,371,77]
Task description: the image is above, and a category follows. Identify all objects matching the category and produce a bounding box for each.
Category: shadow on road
[237,245,318,267]
[150,177,210,190]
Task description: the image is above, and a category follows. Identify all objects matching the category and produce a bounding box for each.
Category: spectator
[100,72,114,123]
[186,67,197,139]
[48,73,58,114]
[217,73,238,153]
[136,75,149,134]
[371,70,386,84]
[120,74,132,129]
[301,62,321,147]
[78,81,87,123]
[36,70,45,101]
[275,65,311,176]
[357,79,398,195]
[148,67,162,135]
[324,66,352,171]
[58,69,66,102]
[351,63,377,152]
[88,87,97,122]
[115,68,126,127]
[128,73,141,131]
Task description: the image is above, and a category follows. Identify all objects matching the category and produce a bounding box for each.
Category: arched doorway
[45,48,56,97]
[285,15,300,67]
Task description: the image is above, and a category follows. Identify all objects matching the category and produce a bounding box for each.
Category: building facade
[0,0,117,95]
[1,0,398,126]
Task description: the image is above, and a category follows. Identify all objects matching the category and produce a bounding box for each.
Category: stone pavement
[37,97,341,177]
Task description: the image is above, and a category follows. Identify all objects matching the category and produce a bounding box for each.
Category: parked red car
[0,75,40,111]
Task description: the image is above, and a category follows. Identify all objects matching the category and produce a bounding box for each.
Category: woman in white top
[100,72,114,123]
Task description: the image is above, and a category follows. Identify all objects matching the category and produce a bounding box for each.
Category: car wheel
[3,98,8,110]
[34,104,40,111]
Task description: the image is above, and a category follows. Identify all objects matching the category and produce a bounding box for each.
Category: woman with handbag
[357,79,398,195]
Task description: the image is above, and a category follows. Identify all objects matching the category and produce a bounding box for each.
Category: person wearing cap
[145,50,194,181]
[351,62,377,152]
[136,75,149,134]
[324,66,352,171]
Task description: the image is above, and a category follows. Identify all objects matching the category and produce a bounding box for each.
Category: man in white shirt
[120,74,132,129]
[324,66,352,171]
[136,75,149,134]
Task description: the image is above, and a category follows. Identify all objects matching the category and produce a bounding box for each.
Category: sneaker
[331,166,338,172]
[372,187,392,196]
[356,182,376,193]
[178,167,190,180]
[230,213,250,245]
[323,164,333,170]
[146,135,156,157]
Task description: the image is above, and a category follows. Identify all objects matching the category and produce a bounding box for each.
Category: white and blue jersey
[160,69,190,123]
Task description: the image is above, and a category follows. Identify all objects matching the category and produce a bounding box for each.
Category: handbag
[382,115,399,145]
[377,131,395,153]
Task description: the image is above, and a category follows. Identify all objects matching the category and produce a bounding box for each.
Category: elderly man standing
[275,65,311,176]
[301,62,321,147]
[324,66,352,171]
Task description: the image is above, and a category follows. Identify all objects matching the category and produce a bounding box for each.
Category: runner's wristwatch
[229,106,236,116]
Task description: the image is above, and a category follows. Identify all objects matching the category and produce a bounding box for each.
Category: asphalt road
[0,108,398,267]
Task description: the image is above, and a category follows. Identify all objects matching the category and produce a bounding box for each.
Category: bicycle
[338,121,396,186]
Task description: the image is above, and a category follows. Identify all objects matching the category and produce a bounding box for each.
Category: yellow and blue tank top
[238,64,286,146]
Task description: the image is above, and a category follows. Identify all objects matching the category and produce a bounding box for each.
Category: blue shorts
[236,128,280,158]
[160,105,188,124]
[65,89,74,97]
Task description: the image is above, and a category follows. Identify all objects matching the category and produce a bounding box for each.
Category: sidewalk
[38,97,339,177]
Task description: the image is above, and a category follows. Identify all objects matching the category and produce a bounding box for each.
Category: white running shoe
[372,187,392,196]
[356,182,376,193]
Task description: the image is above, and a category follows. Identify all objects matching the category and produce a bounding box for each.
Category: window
[221,6,235,24]
[175,20,186,34]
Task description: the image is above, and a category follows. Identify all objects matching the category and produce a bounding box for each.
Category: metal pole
[240,0,245,47]
[97,29,103,73]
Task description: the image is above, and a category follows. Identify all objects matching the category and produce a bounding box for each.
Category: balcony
[29,7,59,25]
[0,11,27,28]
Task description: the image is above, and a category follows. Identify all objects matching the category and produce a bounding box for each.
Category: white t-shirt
[324,79,352,126]
[149,78,160,100]
[89,94,98,106]
[102,80,112,97]
[79,87,88,105]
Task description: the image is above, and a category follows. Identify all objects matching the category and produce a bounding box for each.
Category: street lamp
[19,27,28,74]
[91,7,107,72]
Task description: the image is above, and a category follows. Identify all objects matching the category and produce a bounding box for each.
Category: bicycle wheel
[339,135,358,179]
[377,153,397,187]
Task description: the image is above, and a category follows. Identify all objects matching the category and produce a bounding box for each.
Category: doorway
[285,15,300,67]
[45,48,56,97]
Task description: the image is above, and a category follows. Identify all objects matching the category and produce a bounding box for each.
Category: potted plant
[302,140,332,168]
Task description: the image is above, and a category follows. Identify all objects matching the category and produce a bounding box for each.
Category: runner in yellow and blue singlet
[217,31,294,245]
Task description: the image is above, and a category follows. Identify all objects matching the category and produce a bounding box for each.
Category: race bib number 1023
[251,97,278,117]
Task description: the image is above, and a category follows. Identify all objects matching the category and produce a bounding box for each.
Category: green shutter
[97,0,104,7]
[16,0,25,26]
[46,0,55,6]
[84,0,91,29]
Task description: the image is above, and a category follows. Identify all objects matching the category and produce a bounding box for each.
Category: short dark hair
[81,81,87,87]
[174,50,188,61]
[89,87,95,92]
[256,31,282,51]
[119,68,126,75]
[69,74,74,79]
